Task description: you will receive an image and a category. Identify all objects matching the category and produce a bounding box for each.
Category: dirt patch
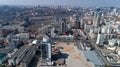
[71,53,80,59]
[63,45,74,52]
[82,60,92,67]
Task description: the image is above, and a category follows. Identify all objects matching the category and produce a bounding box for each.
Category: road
[84,30,109,66]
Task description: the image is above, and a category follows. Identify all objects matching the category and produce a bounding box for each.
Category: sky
[0,0,120,7]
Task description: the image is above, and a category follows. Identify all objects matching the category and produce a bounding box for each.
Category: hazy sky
[0,0,120,7]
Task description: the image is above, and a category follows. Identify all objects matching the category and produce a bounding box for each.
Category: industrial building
[20,46,36,67]
[9,45,28,65]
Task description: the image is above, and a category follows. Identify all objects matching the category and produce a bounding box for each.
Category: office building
[96,33,105,45]
[61,19,67,33]
[51,27,56,38]
[93,12,102,28]
[76,20,81,29]
[40,35,52,65]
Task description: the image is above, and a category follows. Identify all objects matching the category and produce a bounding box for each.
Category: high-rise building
[40,35,52,65]
[80,19,84,29]
[96,33,104,45]
[70,16,76,28]
[61,19,67,33]
[93,12,102,28]
[51,27,56,37]
[24,16,30,23]
[76,20,81,29]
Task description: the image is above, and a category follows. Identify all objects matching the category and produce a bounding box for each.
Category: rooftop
[0,48,13,54]
[13,45,27,58]
[21,46,35,62]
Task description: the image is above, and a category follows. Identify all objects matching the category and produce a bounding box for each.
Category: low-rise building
[57,35,74,42]
[9,45,28,65]
[20,46,36,67]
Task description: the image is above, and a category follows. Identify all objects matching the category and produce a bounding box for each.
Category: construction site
[50,42,94,67]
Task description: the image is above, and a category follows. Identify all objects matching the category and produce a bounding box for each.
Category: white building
[84,24,93,31]
[96,33,104,45]
[41,35,52,65]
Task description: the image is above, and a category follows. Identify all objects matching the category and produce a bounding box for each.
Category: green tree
[0,64,6,67]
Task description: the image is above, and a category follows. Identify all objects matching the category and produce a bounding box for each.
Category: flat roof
[13,45,26,58]
[21,47,35,62]
[83,51,103,66]
[0,48,13,54]
[41,41,50,44]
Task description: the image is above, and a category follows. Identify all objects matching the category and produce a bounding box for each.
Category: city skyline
[0,1,120,67]
[0,0,120,7]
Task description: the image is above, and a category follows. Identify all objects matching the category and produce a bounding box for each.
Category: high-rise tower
[61,19,67,33]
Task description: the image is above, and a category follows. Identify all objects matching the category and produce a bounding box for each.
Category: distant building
[50,27,56,38]
[70,16,76,28]
[16,33,30,39]
[61,19,67,33]
[80,19,84,29]
[2,25,24,32]
[9,40,15,48]
[84,24,93,32]
[76,20,81,29]
[93,12,102,28]
[58,35,74,42]
[23,16,30,25]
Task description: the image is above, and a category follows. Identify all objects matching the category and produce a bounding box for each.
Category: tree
[0,64,6,67]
